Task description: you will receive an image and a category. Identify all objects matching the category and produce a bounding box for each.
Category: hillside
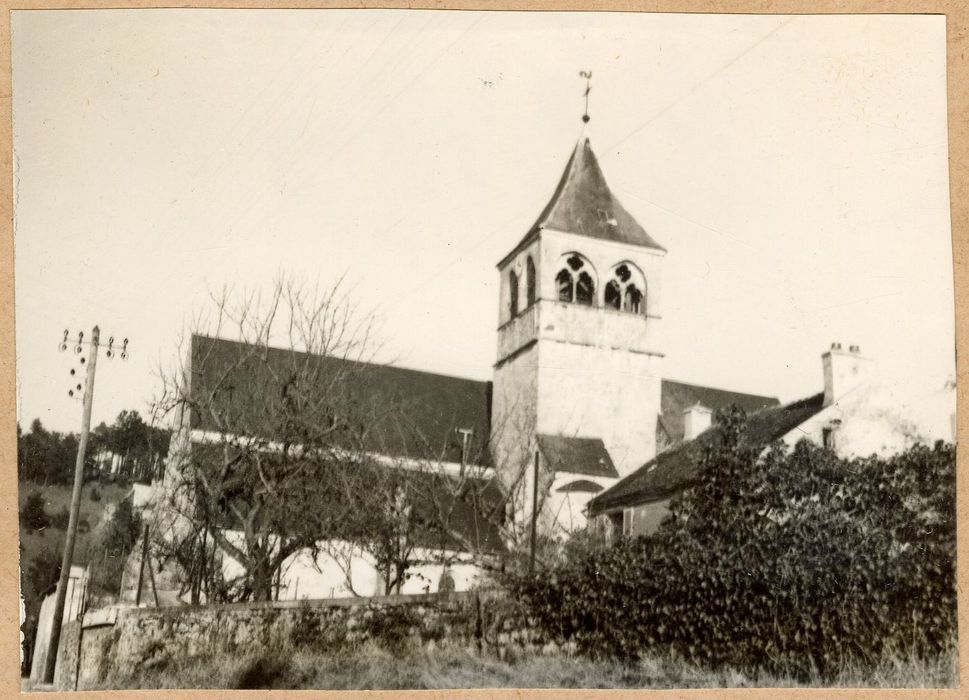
[18,479,132,674]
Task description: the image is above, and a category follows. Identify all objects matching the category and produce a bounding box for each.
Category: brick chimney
[822,342,873,407]
[682,403,713,440]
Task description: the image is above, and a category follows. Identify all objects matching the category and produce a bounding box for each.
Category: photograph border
[0,1,965,698]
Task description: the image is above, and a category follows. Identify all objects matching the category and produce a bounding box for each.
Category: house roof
[501,137,664,266]
[189,334,492,465]
[537,434,619,478]
[659,379,780,444]
[588,393,826,516]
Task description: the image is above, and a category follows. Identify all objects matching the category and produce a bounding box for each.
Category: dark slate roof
[190,441,506,555]
[588,393,826,516]
[537,434,619,478]
[556,479,605,494]
[659,379,780,444]
[189,335,492,465]
[501,137,664,266]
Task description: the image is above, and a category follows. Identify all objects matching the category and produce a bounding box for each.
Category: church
[487,131,776,538]
[145,123,781,601]
[146,116,952,602]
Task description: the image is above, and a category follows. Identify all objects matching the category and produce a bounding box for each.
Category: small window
[622,507,634,537]
[525,257,536,307]
[509,270,519,317]
[822,427,837,451]
[556,269,574,302]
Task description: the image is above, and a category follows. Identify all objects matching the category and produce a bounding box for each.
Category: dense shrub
[51,505,70,530]
[362,605,421,650]
[514,407,956,679]
[20,491,50,531]
[89,486,102,502]
[89,495,143,596]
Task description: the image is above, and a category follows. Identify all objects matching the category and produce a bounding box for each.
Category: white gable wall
[781,380,955,458]
[218,532,484,600]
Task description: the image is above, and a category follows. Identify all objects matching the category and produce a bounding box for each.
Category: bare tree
[152,275,391,602]
[150,274,553,602]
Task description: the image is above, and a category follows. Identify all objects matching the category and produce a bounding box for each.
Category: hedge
[514,407,956,679]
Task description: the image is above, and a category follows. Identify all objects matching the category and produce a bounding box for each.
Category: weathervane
[580,71,592,123]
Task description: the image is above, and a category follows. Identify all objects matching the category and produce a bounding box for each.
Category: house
[587,343,956,537]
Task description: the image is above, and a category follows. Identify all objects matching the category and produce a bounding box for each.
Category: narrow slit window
[605,280,622,310]
[509,270,519,318]
[525,257,536,307]
[576,272,595,305]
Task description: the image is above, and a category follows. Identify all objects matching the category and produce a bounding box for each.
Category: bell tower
[490,112,666,532]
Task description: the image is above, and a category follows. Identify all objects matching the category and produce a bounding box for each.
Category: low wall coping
[81,607,118,629]
[92,590,477,620]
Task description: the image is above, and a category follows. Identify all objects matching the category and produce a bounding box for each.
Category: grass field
[18,478,130,674]
[18,479,130,574]
[91,641,959,690]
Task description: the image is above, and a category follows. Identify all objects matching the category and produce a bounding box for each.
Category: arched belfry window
[525,257,536,307]
[556,253,596,306]
[605,262,646,315]
[509,270,519,317]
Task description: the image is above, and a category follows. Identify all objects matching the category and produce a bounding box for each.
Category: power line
[606,17,796,154]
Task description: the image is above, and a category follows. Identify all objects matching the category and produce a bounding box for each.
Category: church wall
[546,472,619,538]
[497,238,542,327]
[536,341,662,478]
[220,536,482,599]
[491,340,539,523]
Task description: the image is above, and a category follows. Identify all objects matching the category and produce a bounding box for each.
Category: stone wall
[58,590,560,690]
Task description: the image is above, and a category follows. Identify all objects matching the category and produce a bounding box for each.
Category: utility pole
[529,450,539,574]
[44,327,127,684]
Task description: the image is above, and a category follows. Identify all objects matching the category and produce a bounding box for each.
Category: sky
[12,10,953,433]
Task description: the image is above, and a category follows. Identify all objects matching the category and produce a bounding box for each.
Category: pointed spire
[496,76,665,269]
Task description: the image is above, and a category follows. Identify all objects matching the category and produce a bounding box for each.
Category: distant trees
[17,419,80,486]
[17,410,171,486]
[91,410,171,482]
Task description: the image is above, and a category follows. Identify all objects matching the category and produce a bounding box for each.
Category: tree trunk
[250,558,275,602]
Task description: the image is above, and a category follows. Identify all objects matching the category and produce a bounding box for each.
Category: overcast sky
[12,10,952,433]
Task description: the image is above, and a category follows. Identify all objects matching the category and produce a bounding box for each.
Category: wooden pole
[44,327,99,684]
[529,450,539,574]
[135,522,149,606]
[145,544,160,608]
